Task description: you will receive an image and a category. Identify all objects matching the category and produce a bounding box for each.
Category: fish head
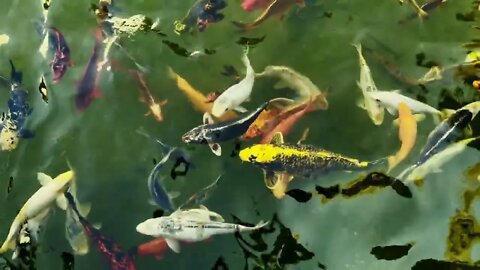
[211,95,232,117]
[51,59,69,83]
[181,126,205,144]
[136,217,177,237]
[0,128,19,151]
[136,218,159,236]
[150,104,164,121]
[239,144,274,165]
[462,101,480,119]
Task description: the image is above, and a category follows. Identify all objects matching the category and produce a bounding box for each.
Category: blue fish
[0,61,33,151]
[137,128,193,212]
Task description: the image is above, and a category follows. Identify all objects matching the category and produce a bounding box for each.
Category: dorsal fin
[270,132,284,145]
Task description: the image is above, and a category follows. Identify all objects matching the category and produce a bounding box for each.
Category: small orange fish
[167,67,237,121]
[233,0,305,32]
[388,102,417,172]
[242,107,283,140]
[131,70,167,121]
[260,100,315,144]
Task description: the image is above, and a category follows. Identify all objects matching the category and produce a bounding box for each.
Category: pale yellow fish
[388,102,417,172]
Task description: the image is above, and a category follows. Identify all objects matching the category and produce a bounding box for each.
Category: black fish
[286,189,312,203]
[61,252,74,270]
[315,184,340,199]
[411,259,480,270]
[370,243,413,260]
[152,209,164,218]
[162,40,190,57]
[236,36,266,46]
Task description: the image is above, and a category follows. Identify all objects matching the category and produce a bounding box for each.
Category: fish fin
[92,222,102,229]
[9,60,22,84]
[386,106,397,116]
[208,142,222,156]
[231,21,249,33]
[270,132,284,145]
[78,202,92,217]
[273,81,289,89]
[37,172,53,186]
[91,88,102,98]
[160,99,168,106]
[148,199,157,206]
[168,191,180,199]
[56,195,68,210]
[413,114,426,122]
[139,96,146,103]
[167,67,178,79]
[263,170,278,189]
[165,238,181,253]
[439,109,455,120]
[271,173,293,199]
[203,112,215,125]
[297,128,309,145]
[19,129,35,139]
[233,106,248,113]
[356,98,366,110]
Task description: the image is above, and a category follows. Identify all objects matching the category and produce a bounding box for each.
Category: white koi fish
[0,170,73,253]
[211,49,255,117]
[136,206,268,253]
[405,137,480,183]
[367,90,441,119]
[37,172,92,255]
[352,43,384,125]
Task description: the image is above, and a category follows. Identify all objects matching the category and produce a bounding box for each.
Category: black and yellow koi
[38,76,48,103]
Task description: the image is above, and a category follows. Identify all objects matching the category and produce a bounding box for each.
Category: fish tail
[167,66,178,80]
[9,60,22,84]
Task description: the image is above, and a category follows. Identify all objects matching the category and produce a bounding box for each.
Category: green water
[0,0,479,269]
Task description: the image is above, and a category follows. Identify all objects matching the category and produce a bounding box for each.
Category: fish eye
[224,108,228,112]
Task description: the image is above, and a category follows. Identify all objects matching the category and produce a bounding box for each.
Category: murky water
[0,0,479,269]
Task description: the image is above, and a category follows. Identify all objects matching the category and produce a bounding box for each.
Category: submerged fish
[37,24,72,83]
[167,67,237,121]
[405,136,480,183]
[400,0,428,17]
[241,0,274,11]
[353,43,384,125]
[64,192,136,270]
[232,0,305,32]
[135,238,168,259]
[174,0,227,34]
[0,171,73,253]
[182,101,271,156]
[136,206,268,253]
[388,103,417,172]
[75,29,103,111]
[212,49,255,117]
[239,132,382,196]
[256,65,329,110]
[130,70,167,121]
[368,90,440,119]
[0,61,34,151]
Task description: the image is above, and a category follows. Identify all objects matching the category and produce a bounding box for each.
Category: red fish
[260,100,315,144]
[136,238,169,259]
[75,29,104,111]
[241,0,274,11]
[64,192,136,270]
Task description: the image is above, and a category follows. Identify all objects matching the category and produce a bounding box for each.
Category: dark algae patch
[232,214,316,269]
[370,243,414,261]
[61,252,74,270]
[411,259,480,270]
[236,36,266,46]
[212,256,229,270]
[285,189,312,203]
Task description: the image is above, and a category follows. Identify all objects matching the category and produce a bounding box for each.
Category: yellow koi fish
[167,67,237,121]
[388,102,417,172]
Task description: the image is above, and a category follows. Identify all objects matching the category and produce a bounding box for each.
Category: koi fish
[239,132,382,185]
[404,136,480,183]
[212,50,255,117]
[242,106,283,140]
[37,24,72,83]
[241,0,274,11]
[136,238,168,258]
[399,0,448,23]
[399,0,428,18]
[75,29,103,111]
[130,70,167,121]
[256,65,329,110]
[398,102,480,178]
[232,0,305,32]
[367,90,441,119]
[174,0,227,34]
[136,206,268,253]
[0,61,34,151]
[182,101,271,156]
[260,100,315,144]
[64,192,136,270]
[388,103,417,172]
[37,171,91,255]
[167,67,237,121]
[0,171,73,253]
[352,43,385,125]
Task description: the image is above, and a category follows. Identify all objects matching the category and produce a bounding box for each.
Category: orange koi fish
[167,67,237,121]
[130,70,167,121]
[388,102,417,172]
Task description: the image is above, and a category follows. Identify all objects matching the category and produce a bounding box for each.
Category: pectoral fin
[168,191,180,199]
[208,142,222,156]
[386,106,397,116]
[78,202,92,217]
[37,173,53,186]
[233,106,248,113]
[297,128,309,145]
[166,238,181,253]
[56,195,68,211]
[203,112,214,125]
[356,99,366,110]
